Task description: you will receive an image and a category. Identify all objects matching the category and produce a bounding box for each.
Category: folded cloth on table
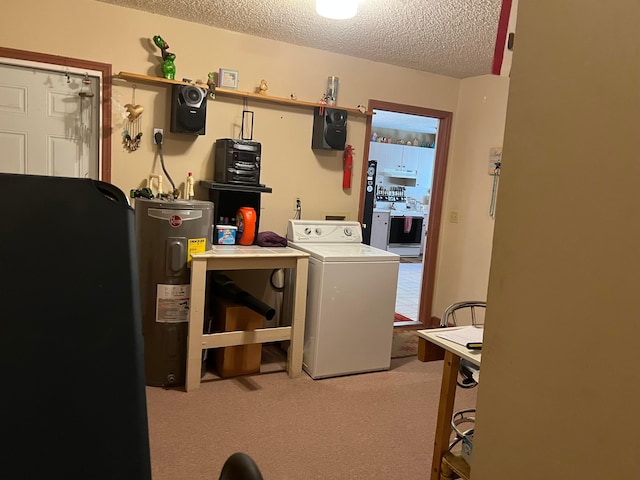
[256,231,288,247]
[404,216,414,233]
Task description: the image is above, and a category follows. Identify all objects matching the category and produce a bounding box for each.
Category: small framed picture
[218,68,239,89]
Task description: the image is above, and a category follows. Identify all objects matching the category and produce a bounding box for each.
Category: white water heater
[135,198,214,387]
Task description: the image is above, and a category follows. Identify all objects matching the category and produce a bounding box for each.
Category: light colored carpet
[145,346,477,480]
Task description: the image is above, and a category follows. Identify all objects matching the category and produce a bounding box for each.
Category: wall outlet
[449,210,460,223]
[153,128,164,144]
[293,197,301,211]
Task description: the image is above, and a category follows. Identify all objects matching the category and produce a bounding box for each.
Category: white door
[0,63,99,178]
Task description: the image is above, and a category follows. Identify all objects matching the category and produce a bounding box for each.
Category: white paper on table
[435,326,484,347]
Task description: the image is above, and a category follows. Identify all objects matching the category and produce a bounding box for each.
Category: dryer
[287,220,400,379]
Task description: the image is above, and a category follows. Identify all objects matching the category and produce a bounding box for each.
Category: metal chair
[439,301,485,389]
[439,300,486,328]
[439,301,486,460]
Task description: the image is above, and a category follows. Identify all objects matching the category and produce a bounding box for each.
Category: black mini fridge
[0,173,151,480]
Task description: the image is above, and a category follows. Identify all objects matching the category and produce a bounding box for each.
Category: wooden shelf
[116,72,372,117]
[442,452,471,480]
[116,71,208,89]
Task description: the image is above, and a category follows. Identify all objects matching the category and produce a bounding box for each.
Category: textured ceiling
[98,0,502,79]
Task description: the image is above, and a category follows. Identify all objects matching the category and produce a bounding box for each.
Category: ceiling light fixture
[316,0,358,20]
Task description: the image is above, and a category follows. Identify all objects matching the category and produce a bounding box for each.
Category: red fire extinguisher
[343,144,353,189]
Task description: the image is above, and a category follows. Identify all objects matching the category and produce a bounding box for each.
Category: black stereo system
[214,138,262,186]
[170,85,208,135]
[312,107,347,150]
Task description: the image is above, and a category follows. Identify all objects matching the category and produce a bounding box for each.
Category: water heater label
[156,284,191,323]
[187,237,207,267]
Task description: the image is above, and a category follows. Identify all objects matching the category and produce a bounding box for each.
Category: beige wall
[2,0,509,318]
[433,74,509,315]
[473,1,640,478]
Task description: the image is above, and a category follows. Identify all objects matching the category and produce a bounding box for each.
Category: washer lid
[288,242,399,262]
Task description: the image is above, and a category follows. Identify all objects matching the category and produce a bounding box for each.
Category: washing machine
[287,219,400,379]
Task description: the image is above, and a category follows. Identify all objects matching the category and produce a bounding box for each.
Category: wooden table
[185,245,309,392]
[416,328,482,480]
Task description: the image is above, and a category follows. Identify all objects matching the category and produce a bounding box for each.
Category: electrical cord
[155,131,177,199]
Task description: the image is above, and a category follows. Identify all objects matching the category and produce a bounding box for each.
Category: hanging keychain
[78,73,95,154]
[123,84,143,152]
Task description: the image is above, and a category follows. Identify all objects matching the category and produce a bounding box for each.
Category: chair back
[440,301,487,327]
[219,452,264,480]
[0,174,151,479]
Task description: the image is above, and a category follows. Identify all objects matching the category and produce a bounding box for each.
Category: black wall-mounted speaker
[312,107,347,150]
[170,85,207,135]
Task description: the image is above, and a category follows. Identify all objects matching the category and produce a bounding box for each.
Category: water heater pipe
[148,174,163,196]
[187,172,194,200]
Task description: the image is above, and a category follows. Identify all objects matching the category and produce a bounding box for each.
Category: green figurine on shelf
[207,72,216,99]
[153,35,176,80]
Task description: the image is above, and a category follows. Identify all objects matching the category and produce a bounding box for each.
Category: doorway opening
[358,100,453,328]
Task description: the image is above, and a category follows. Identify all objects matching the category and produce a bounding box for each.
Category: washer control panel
[287,220,363,243]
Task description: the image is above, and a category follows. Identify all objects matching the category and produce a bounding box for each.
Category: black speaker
[170,84,207,135]
[312,107,347,150]
[362,160,377,245]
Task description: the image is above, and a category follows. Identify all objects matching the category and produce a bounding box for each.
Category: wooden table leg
[431,350,460,480]
[286,256,308,378]
[185,259,207,392]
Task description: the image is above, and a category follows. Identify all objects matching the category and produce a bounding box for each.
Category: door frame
[0,47,112,182]
[358,100,453,328]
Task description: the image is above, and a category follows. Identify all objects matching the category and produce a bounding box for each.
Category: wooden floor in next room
[395,260,423,322]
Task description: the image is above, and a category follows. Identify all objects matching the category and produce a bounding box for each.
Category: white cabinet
[369,142,402,170]
[415,148,435,188]
[371,211,390,251]
[369,142,434,180]
[369,142,405,171]
[400,145,420,172]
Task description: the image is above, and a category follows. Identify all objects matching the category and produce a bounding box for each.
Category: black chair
[219,452,264,480]
[0,174,264,480]
[0,173,152,479]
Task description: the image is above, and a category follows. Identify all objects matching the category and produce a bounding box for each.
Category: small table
[186,245,309,392]
[416,328,482,480]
